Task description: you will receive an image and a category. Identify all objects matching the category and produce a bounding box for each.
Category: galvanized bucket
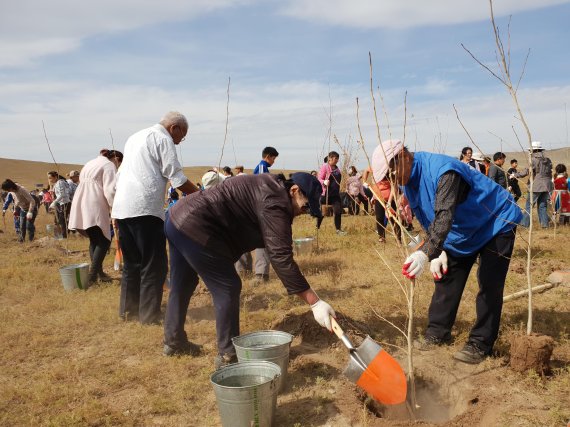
[59,263,89,291]
[232,330,293,392]
[211,361,281,427]
[293,237,315,256]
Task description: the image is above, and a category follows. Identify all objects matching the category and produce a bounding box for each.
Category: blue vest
[403,152,522,257]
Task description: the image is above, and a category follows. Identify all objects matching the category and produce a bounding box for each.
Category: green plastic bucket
[59,263,89,291]
[211,361,281,427]
[232,330,293,392]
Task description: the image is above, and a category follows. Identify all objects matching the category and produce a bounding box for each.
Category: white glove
[311,299,336,331]
[509,173,516,179]
[26,212,33,220]
[49,202,56,210]
[2,210,5,216]
[362,182,369,188]
[323,179,330,186]
[429,251,448,280]
[402,250,429,279]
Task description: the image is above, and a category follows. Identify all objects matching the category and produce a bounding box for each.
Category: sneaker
[336,229,347,236]
[163,341,203,357]
[413,335,451,351]
[453,342,487,364]
[214,353,238,370]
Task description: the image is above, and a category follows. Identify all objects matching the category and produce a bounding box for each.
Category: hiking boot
[163,341,203,357]
[413,335,451,351]
[98,271,113,283]
[453,342,488,364]
[214,353,238,370]
[336,229,347,236]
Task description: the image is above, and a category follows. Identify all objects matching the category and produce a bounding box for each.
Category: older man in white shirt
[112,111,199,324]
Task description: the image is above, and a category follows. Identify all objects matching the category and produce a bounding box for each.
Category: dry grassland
[0,158,569,426]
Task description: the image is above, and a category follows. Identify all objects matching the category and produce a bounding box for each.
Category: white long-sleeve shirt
[111,124,188,221]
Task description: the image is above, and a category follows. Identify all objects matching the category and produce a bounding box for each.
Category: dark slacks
[425,228,516,353]
[374,199,401,240]
[164,217,241,356]
[55,203,71,238]
[317,194,342,230]
[18,208,37,242]
[118,216,167,324]
[86,226,111,276]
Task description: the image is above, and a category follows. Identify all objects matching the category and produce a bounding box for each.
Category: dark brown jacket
[169,174,310,295]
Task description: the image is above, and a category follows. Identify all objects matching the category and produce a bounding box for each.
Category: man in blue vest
[371,140,522,364]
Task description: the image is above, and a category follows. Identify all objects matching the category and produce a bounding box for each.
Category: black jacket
[169,174,309,294]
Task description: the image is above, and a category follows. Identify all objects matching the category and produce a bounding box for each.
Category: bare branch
[368,52,383,144]
[217,76,231,171]
[515,48,531,93]
[461,43,506,85]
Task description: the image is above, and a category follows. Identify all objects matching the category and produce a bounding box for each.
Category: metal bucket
[232,330,293,392]
[46,224,63,240]
[59,263,90,291]
[293,237,314,256]
[211,361,281,427]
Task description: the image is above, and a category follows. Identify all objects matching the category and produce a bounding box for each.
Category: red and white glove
[429,251,448,280]
[402,250,428,279]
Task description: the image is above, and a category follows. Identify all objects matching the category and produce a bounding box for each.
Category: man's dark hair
[493,152,506,162]
[262,147,279,158]
[1,179,17,191]
[510,159,518,165]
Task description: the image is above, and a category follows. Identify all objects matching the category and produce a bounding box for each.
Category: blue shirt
[253,160,271,175]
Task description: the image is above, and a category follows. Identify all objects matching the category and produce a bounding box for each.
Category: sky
[1,0,569,171]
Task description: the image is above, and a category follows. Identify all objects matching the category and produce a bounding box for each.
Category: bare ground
[1,207,569,426]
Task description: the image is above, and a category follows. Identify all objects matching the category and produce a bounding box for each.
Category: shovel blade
[342,336,407,405]
[356,348,407,405]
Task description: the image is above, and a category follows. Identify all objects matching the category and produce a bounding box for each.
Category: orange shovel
[331,317,407,405]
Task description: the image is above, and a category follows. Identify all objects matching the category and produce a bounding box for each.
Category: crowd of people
[2,111,569,369]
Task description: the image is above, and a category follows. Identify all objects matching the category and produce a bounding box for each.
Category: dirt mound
[510,333,554,374]
[271,311,369,349]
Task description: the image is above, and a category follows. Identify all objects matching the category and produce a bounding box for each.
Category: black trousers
[117,216,167,324]
[86,226,111,277]
[55,203,71,238]
[374,199,401,240]
[425,228,517,353]
[316,194,342,230]
[164,217,241,355]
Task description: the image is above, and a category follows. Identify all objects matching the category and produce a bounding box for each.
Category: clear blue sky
[1,0,569,171]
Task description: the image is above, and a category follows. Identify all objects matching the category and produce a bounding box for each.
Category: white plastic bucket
[232,330,293,392]
[211,361,281,427]
[59,263,90,291]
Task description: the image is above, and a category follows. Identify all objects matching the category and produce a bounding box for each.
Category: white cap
[371,139,404,182]
[201,171,225,190]
[529,141,544,151]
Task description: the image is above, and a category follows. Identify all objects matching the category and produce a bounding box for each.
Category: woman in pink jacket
[68,149,123,284]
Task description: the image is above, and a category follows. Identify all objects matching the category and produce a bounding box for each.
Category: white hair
[160,111,188,128]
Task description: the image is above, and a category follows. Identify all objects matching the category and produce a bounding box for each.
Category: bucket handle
[75,268,84,290]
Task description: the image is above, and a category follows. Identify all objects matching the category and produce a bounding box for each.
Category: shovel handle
[330,316,344,340]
